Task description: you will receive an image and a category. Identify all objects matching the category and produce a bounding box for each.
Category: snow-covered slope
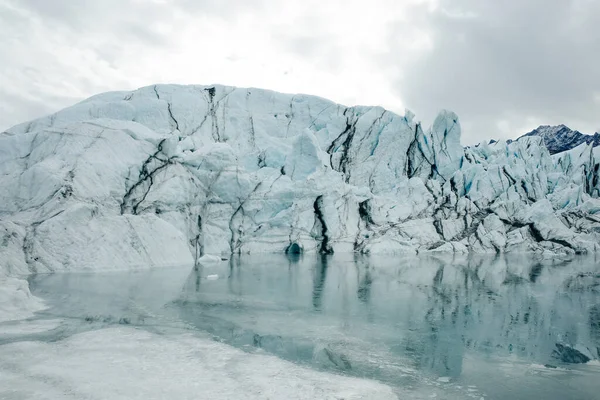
[1,83,599,283]
[519,125,600,155]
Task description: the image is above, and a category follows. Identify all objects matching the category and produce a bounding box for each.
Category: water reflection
[176,253,600,378]
[23,253,600,399]
[356,267,372,304]
[312,256,329,311]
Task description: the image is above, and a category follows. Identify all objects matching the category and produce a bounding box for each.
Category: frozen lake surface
[1,254,600,399]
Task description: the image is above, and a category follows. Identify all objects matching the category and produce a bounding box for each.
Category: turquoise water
[11,254,600,399]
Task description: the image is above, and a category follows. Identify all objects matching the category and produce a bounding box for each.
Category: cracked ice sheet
[0,327,398,400]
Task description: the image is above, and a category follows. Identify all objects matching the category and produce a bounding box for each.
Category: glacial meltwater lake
[2,254,600,399]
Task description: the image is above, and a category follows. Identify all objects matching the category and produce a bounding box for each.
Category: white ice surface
[0,327,398,400]
[0,275,45,323]
[197,254,223,265]
[0,318,60,335]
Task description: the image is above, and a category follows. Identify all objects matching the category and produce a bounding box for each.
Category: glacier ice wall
[1,84,600,275]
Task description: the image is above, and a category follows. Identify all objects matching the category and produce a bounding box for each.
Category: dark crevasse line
[249,116,256,148]
[167,102,180,132]
[203,86,235,143]
[227,182,263,254]
[326,108,358,183]
[354,199,374,252]
[527,222,578,252]
[520,180,537,203]
[203,87,220,142]
[432,218,445,240]
[228,203,245,255]
[406,123,434,179]
[502,167,517,185]
[120,139,171,215]
[313,195,333,254]
[194,215,204,264]
[367,111,389,157]
[591,163,599,196]
[358,200,374,226]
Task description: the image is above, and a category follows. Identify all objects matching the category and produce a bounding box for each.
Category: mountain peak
[519,124,600,154]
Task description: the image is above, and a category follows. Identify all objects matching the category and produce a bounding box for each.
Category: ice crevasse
[0,84,599,279]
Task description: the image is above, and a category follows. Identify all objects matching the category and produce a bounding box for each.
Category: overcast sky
[1,0,598,143]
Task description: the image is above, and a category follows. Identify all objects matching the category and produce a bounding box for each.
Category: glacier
[1,83,600,318]
[2,83,599,266]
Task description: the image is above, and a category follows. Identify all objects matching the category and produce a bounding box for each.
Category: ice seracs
[0,83,599,289]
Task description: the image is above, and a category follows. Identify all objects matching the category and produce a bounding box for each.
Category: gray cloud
[18,0,177,46]
[274,30,345,74]
[393,0,600,143]
[1,0,598,144]
[15,0,265,49]
[19,0,260,24]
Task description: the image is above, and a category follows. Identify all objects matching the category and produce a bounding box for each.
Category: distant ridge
[518,125,600,154]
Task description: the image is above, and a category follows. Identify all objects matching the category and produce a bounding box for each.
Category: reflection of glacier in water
[23,254,600,399]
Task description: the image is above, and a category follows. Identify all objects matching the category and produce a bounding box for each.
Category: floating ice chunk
[198,254,223,265]
[206,274,219,280]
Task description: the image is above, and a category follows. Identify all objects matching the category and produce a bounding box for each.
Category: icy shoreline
[0,275,45,323]
[0,326,399,400]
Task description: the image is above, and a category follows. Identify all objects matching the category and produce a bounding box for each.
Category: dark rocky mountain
[519,125,600,155]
